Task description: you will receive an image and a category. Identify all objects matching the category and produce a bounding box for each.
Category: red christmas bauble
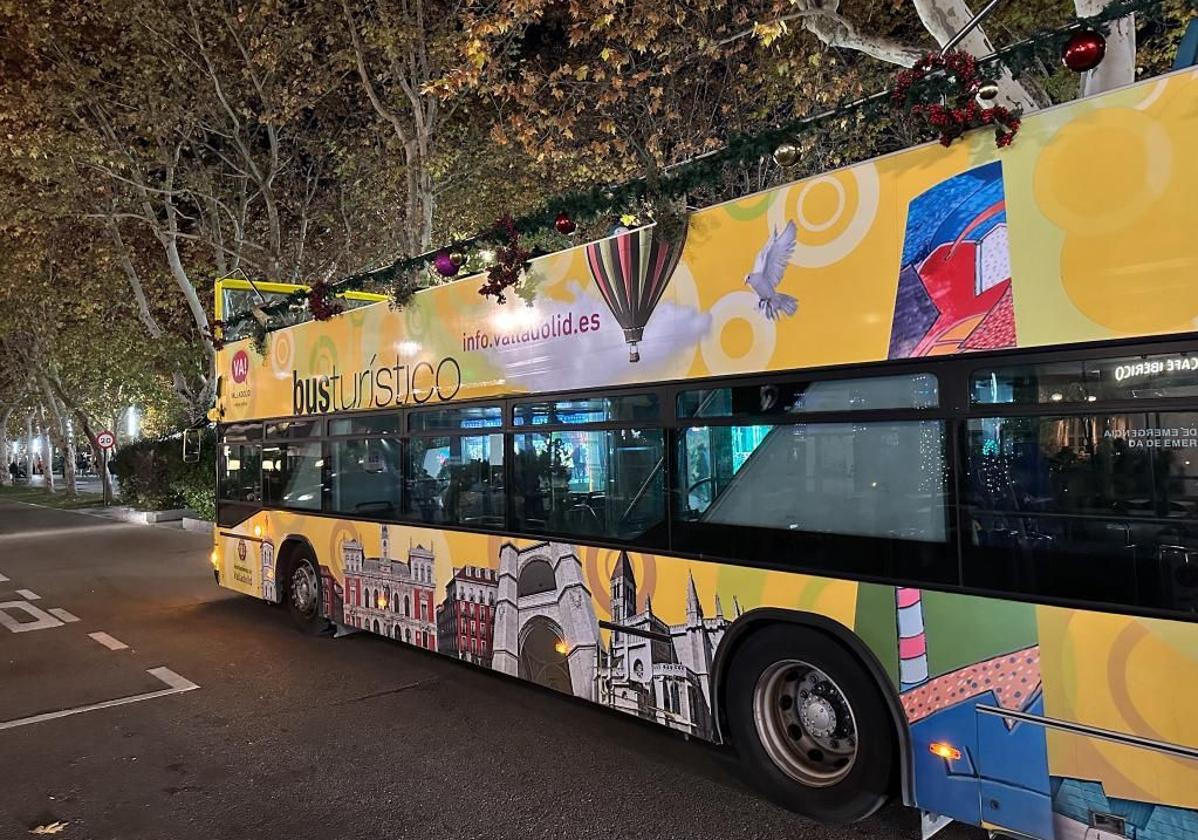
[1062,30,1106,73]
[554,211,577,235]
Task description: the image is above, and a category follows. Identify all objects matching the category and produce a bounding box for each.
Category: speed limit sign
[96,430,116,450]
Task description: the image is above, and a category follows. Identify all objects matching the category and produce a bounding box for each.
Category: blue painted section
[909,688,1051,838]
[1173,20,1198,70]
[1053,777,1198,840]
[899,160,1005,268]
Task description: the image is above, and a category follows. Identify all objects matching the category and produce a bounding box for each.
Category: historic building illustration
[491,542,601,700]
[486,541,737,739]
[596,551,738,739]
[260,540,276,602]
[341,525,437,650]
[318,564,344,626]
[436,565,498,665]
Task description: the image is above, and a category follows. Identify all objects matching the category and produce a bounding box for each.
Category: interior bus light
[930,742,961,761]
[254,525,263,538]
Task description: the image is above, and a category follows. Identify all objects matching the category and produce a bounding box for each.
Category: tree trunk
[39,411,56,494]
[41,378,76,497]
[912,0,1049,110]
[47,377,116,501]
[1075,2,1136,96]
[25,412,34,482]
[0,405,12,486]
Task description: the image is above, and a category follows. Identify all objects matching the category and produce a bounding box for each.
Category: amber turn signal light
[929,742,961,761]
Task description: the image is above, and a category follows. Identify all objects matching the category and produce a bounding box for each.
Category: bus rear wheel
[726,624,894,824]
[285,549,328,635]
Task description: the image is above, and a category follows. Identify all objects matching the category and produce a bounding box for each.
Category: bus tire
[284,547,328,635]
[725,623,894,824]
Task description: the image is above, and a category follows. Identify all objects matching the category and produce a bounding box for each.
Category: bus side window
[402,434,504,528]
[219,442,261,503]
[511,428,666,545]
[961,413,1198,615]
[329,437,401,519]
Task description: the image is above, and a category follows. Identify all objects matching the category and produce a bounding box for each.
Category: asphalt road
[0,500,985,840]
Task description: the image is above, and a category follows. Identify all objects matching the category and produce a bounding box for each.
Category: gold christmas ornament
[976,81,1000,103]
[772,141,799,168]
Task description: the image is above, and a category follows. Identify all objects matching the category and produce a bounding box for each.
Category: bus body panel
[215,510,1198,840]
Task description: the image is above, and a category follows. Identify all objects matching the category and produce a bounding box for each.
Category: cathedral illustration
[596,551,739,739]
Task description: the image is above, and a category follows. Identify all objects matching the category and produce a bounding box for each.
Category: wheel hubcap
[752,660,858,787]
[291,562,317,619]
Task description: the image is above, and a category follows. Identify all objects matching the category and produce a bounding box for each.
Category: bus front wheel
[285,548,328,635]
[726,624,895,824]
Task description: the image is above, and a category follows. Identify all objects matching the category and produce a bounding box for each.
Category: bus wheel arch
[276,535,329,635]
[711,609,912,819]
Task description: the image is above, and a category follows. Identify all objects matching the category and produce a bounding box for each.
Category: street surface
[0,499,985,840]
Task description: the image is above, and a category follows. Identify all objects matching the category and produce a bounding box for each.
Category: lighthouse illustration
[895,587,928,691]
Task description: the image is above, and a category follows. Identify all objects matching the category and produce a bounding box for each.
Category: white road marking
[48,608,80,623]
[0,667,200,732]
[16,589,40,600]
[0,601,64,633]
[88,631,129,651]
[0,571,8,582]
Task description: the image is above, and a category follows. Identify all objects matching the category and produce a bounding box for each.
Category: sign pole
[95,431,116,507]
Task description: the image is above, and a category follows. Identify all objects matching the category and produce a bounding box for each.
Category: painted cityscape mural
[331,525,736,740]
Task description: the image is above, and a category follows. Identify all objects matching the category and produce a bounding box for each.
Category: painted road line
[0,571,8,582]
[48,608,80,623]
[0,667,200,732]
[16,589,40,600]
[0,601,64,633]
[88,631,129,651]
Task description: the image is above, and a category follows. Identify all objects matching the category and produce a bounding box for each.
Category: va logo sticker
[231,350,250,384]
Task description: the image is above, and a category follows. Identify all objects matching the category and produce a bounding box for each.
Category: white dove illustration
[745,220,798,320]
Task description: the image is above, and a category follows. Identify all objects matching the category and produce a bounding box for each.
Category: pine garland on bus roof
[218,0,1189,339]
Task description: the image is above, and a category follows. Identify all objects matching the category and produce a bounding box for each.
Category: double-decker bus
[210,67,1198,839]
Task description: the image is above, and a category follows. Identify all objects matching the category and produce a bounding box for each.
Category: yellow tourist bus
[210,67,1198,839]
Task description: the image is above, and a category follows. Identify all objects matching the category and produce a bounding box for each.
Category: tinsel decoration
[205,319,227,351]
[387,270,423,311]
[216,0,1181,342]
[306,279,344,321]
[892,51,1021,148]
[249,320,269,357]
[478,214,532,304]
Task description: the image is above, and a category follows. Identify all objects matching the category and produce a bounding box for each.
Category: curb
[180,517,214,534]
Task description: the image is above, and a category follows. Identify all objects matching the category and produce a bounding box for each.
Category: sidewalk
[15,474,106,495]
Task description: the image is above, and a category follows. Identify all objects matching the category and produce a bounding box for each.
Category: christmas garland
[218,0,1187,342]
[893,51,1021,147]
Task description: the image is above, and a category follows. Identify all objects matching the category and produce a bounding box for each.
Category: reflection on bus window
[962,412,1198,614]
[512,429,665,543]
[219,443,261,503]
[676,421,947,542]
[403,434,504,528]
[678,373,938,419]
[513,394,660,426]
[330,438,401,518]
[262,442,322,511]
[971,353,1198,405]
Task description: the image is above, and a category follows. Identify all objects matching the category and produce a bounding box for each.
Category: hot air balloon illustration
[584,223,688,362]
